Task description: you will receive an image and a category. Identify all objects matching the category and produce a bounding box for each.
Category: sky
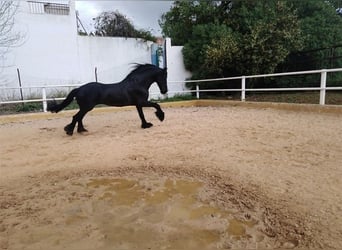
[75,1,174,36]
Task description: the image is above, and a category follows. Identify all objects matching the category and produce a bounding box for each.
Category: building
[0,0,190,100]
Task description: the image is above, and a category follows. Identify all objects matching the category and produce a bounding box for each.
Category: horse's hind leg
[76,107,93,133]
[77,119,88,133]
[64,116,77,136]
[64,108,92,135]
[136,105,153,128]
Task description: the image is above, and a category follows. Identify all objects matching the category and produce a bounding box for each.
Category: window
[28,1,70,15]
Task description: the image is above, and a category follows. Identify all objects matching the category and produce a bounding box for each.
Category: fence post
[241,76,246,101]
[95,67,98,82]
[42,87,47,112]
[320,69,327,105]
[196,84,200,99]
[17,68,24,107]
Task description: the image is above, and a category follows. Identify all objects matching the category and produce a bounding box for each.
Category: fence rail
[1,68,342,112]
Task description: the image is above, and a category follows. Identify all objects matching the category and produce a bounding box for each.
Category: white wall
[165,37,192,95]
[2,0,79,87]
[0,0,191,101]
[76,36,152,83]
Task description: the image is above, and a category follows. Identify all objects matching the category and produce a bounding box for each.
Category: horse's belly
[102,95,132,107]
[104,102,130,107]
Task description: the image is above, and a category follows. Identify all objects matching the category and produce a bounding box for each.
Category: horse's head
[126,64,168,94]
[156,68,168,94]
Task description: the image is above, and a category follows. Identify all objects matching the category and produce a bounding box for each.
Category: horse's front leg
[146,101,164,122]
[136,105,153,129]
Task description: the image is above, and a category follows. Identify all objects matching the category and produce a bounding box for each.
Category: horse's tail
[47,88,79,113]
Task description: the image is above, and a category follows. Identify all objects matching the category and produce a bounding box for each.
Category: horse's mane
[123,64,162,81]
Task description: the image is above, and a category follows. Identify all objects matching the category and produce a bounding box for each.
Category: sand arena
[0,100,342,249]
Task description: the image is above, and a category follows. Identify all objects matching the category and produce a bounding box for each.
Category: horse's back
[76,82,106,104]
[76,82,130,107]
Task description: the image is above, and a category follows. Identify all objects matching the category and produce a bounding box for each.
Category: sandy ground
[0,101,342,249]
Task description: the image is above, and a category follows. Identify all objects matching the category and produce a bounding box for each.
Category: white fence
[168,68,342,105]
[1,68,342,112]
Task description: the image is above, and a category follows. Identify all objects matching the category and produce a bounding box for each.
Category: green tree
[94,11,155,41]
[161,0,342,89]
[182,24,237,79]
[276,0,342,87]
[182,24,239,90]
[291,0,342,50]
[160,0,303,88]
[160,1,232,46]
[283,1,342,69]
[229,1,303,76]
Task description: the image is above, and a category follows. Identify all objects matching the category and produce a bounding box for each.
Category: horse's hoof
[141,122,153,129]
[155,111,164,121]
[65,130,73,136]
[77,128,88,133]
[64,125,74,136]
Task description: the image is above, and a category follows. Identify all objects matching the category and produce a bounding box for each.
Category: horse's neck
[125,76,155,89]
[143,77,156,89]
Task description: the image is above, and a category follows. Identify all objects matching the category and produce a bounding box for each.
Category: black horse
[47,64,168,135]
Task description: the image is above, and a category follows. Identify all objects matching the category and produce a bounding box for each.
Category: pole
[42,87,47,112]
[17,68,24,107]
[241,76,246,101]
[196,84,200,99]
[319,70,327,105]
[95,67,98,82]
